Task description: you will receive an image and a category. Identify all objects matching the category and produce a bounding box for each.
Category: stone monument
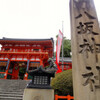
[23,63,56,100]
[70,0,100,100]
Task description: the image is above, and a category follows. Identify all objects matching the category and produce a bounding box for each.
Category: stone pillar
[23,89,54,100]
[70,0,100,100]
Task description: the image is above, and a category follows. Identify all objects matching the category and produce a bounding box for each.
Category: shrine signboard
[70,0,100,100]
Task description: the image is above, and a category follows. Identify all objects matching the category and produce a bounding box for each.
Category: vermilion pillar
[4,59,10,79]
[40,59,43,66]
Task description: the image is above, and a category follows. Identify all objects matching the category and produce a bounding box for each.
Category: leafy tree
[60,39,71,57]
[54,36,71,57]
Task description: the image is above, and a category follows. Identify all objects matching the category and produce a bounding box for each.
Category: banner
[56,30,63,73]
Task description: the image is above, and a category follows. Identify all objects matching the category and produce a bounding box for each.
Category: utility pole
[62,21,64,71]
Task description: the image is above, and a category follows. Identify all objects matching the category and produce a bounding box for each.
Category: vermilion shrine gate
[0,37,72,80]
[0,37,54,80]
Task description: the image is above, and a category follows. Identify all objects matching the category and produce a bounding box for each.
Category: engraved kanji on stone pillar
[70,0,100,100]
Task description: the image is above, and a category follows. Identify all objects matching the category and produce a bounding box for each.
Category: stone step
[0,91,23,94]
[0,89,24,92]
[0,88,23,90]
[0,93,23,100]
[0,79,29,100]
[0,88,25,90]
[0,94,23,97]
[0,96,22,100]
[0,80,29,84]
[0,99,22,100]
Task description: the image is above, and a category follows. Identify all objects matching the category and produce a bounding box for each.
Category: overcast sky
[0,0,100,44]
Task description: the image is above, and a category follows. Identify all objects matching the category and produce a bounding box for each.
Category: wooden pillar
[40,58,43,66]
[70,0,100,100]
[55,95,58,100]
[4,59,10,79]
[12,64,16,79]
[24,59,30,80]
[12,63,19,79]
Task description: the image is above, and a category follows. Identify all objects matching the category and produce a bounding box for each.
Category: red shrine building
[0,37,72,80]
[0,37,54,80]
[55,57,72,71]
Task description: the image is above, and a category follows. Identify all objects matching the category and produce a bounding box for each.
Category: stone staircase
[0,79,30,100]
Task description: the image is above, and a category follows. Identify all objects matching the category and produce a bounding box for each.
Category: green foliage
[60,39,71,57]
[54,52,56,57]
[55,35,71,57]
[44,66,49,69]
[19,67,26,79]
[51,69,73,96]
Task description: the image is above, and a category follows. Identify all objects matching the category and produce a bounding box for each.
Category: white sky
[0,0,100,47]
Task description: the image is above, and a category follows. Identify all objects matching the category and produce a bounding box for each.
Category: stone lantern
[27,66,55,89]
[23,65,56,100]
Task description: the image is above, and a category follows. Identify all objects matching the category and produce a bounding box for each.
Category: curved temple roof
[0,37,54,44]
[0,37,54,58]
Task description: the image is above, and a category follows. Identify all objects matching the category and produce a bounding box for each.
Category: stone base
[23,88,54,100]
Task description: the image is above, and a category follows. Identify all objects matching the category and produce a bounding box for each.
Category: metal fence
[55,95,74,100]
